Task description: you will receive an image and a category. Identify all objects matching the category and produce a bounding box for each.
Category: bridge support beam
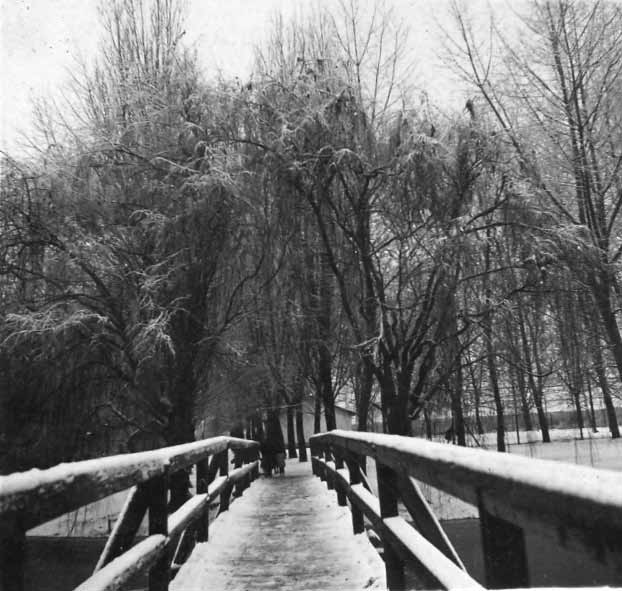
[218,449,232,513]
[478,494,529,588]
[345,457,365,534]
[333,451,347,506]
[0,516,25,591]
[196,457,211,542]
[148,473,170,591]
[377,462,405,591]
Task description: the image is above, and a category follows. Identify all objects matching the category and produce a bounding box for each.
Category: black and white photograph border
[1,1,622,590]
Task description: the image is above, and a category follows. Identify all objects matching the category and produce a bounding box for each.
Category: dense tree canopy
[1,0,621,474]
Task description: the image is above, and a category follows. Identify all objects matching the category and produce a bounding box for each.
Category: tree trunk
[593,271,622,405]
[314,394,322,433]
[450,376,466,446]
[509,331,533,432]
[509,375,521,444]
[486,337,505,452]
[323,397,336,431]
[286,403,297,458]
[423,406,433,440]
[483,239,505,451]
[356,356,374,431]
[295,403,308,461]
[317,246,336,431]
[467,359,485,435]
[394,365,413,436]
[517,299,550,442]
[556,289,585,441]
[168,348,197,512]
[588,307,620,438]
[585,380,598,433]
[447,293,466,446]
[572,387,585,440]
[508,351,532,432]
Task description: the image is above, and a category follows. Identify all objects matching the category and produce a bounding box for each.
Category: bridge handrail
[76,460,259,591]
[0,436,260,591]
[0,435,256,531]
[310,429,622,590]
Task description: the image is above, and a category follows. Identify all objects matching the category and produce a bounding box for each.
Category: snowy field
[424,430,622,520]
[28,429,622,536]
[365,429,622,521]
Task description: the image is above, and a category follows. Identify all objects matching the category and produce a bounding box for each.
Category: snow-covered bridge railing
[0,436,259,591]
[310,429,622,590]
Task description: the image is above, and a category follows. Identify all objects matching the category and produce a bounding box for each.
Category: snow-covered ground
[367,429,622,521]
[471,426,614,447]
[425,431,622,520]
[28,489,138,537]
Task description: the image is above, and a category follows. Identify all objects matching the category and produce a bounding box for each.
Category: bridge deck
[171,459,385,591]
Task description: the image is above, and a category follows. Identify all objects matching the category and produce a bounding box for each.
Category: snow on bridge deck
[171,459,385,591]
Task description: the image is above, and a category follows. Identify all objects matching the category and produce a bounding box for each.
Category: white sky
[0,0,488,155]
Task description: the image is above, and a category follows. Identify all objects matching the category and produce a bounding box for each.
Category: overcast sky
[0,0,483,154]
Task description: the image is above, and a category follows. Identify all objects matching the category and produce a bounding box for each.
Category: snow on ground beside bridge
[473,426,613,448]
[360,430,622,521]
[417,430,622,520]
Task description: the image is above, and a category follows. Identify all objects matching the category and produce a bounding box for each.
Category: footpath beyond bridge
[171,458,384,590]
[1,431,622,590]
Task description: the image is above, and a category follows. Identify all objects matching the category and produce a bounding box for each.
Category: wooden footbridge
[2,431,622,591]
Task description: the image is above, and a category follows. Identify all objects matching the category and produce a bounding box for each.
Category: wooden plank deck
[171,459,386,591]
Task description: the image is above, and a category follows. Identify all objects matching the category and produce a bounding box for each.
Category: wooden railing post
[345,456,365,534]
[94,485,150,572]
[325,449,335,490]
[377,461,405,591]
[148,472,170,591]
[478,495,529,588]
[233,446,248,497]
[395,474,465,569]
[219,448,232,513]
[196,457,211,542]
[317,445,327,482]
[0,516,25,591]
[310,439,319,476]
[333,450,347,506]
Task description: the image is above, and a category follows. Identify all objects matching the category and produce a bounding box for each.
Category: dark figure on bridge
[260,436,276,476]
[275,450,286,475]
[261,410,287,476]
[444,423,455,444]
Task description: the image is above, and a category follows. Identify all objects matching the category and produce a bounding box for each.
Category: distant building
[279,399,356,446]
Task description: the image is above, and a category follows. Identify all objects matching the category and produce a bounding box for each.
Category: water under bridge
[1,431,622,591]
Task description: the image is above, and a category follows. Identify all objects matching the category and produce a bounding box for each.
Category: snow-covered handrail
[310,429,622,591]
[0,436,260,591]
[0,435,258,530]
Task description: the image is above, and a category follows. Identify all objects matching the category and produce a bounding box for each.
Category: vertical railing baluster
[251,445,260,480]
[345,454,365,534]
[94,485,149,572]
[333,449,347,506]
[219,448,232,513]
[148,472,169,591]
[317,443,326,482]
[196,456,210,542]
[310,439,319,476]
[478,494,529,588]
[325,448,335,490]
[377,459,405,591]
